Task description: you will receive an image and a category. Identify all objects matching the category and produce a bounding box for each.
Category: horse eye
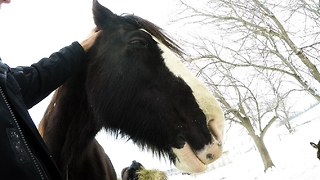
[129,39,148,48]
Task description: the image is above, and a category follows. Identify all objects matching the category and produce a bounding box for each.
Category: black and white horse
[39,1,225,179]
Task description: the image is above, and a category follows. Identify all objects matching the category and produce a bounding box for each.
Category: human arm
[11,28,100,108]
[11,42,85,108]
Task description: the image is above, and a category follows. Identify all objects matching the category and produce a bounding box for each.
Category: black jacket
[0,42,86,180]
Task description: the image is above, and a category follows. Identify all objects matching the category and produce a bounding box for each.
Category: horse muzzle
[172,119,224,173]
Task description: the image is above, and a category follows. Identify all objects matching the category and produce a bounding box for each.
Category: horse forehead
[139,29,187,79]
[140,29,222,123]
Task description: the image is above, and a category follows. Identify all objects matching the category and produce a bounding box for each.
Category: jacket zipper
[0,87,46,179]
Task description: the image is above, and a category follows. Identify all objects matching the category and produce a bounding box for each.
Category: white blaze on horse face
[143,29,225,173]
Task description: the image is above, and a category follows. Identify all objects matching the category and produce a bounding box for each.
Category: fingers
[80,27,101,52]
[92,26,100,33]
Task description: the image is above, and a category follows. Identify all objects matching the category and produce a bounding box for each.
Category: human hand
[80,27,101,52]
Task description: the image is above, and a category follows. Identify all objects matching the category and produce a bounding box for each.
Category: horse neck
[41,71,102,172]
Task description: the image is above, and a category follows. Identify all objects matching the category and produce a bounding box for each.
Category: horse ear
[92,0,117,29]
[310,142,319,150]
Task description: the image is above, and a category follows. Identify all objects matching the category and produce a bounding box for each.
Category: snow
[168,105,320,179]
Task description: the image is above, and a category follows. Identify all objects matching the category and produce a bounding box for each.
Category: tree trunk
[284,120,295,134]
[242,119,275,172]
[250,134,275,172]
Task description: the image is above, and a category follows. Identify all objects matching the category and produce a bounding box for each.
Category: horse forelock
[122,14,184,57]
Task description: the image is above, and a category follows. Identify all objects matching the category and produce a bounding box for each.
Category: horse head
[310,141,320,160]
[87,0,225,173]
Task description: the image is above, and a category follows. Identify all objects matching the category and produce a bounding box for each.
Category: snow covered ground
[169,105,320,180]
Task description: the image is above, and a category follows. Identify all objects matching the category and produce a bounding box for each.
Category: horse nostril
[206,153,214,160]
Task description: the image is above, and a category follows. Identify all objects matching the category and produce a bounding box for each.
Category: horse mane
[122,14,184,58]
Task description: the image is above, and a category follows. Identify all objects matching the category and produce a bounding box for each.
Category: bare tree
[276,100,296,134]
[173,0,320,100]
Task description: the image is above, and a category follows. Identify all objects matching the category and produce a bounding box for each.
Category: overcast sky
[0,0,180,176]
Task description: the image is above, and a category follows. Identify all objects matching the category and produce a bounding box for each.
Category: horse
[310,141,320,160]
[39,0,225,179]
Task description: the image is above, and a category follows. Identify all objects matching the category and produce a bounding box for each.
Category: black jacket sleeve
[10,42,86,109]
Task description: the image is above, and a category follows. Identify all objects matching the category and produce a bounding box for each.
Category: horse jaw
[148,31,225,173]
